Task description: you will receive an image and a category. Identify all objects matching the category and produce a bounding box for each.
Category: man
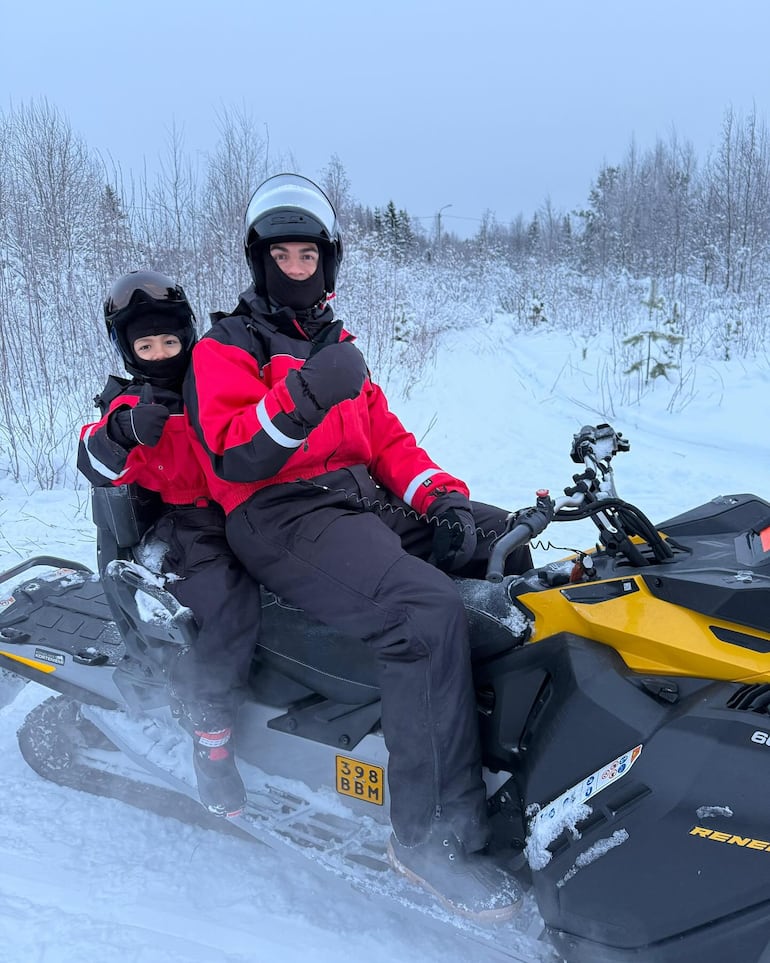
[184,175,530,921]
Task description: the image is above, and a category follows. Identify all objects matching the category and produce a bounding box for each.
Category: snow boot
[171,687,247,818]
[191,725,247,818]
[387,831,522,923]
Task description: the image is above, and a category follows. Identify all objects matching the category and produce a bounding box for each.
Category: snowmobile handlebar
[485,491,585,583]
[485,422,672,582]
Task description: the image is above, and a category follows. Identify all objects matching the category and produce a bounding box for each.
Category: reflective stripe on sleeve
[82,425,128,482]
[402,468,440,506]
[256,398,303,449]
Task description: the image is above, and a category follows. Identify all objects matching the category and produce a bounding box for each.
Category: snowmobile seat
[90,486,527,712]
[257,596,380,705]
[255,577,528,707]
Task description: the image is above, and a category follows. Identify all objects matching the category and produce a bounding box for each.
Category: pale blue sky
[3,0,769,237]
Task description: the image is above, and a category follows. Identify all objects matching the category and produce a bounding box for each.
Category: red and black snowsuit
[78,376,260,723]
[184,288,531,848]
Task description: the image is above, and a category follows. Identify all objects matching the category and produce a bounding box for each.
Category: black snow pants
[224,466,531,849]
[150,504,261,728]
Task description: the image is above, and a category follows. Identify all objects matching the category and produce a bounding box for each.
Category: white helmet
[243,173,343,297]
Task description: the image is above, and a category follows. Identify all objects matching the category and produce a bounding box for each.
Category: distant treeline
[1,100,768,488]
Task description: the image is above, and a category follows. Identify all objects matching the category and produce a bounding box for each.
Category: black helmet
[243,173,343,298]
[103,270,197,379]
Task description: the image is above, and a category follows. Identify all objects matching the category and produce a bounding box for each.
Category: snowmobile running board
[18,695,555,963]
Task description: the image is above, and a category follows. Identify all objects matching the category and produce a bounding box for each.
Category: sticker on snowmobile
[531,744,643,831]
[33,648,65,666]
[0,595,15,608]
[335,755,384,806]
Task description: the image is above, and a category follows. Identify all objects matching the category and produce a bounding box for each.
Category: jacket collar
[226,284,336,339]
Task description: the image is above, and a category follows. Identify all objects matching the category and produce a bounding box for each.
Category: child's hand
[110,402,170,448]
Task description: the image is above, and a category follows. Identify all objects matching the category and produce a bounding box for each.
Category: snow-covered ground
[1,321,769,962]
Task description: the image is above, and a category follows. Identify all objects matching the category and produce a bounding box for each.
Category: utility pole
[436,203,452,256]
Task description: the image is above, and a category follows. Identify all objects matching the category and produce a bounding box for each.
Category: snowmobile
[2,423,770,963]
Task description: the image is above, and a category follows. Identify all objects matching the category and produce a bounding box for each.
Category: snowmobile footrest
[267,695,381,750]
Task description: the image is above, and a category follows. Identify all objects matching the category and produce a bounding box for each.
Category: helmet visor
[244,173,337,243]
[104,270,189,317]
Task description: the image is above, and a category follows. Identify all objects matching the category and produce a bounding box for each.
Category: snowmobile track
[17,696,255,842]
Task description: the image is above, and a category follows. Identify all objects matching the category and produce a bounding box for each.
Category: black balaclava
[263,250,326,312]
[124,310,193,387]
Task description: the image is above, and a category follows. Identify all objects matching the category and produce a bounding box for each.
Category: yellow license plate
[335,754,385,806]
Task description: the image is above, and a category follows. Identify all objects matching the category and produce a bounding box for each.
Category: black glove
[287,341,368,427]
[427,492,478,573]
[109,401,170,448]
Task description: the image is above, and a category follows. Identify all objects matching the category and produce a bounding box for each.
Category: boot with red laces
[191,724,247,818]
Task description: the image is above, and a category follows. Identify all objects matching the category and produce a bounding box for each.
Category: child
[78,270,260,818]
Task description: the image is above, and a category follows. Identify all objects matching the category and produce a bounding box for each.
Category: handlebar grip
[486,524,533,583]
